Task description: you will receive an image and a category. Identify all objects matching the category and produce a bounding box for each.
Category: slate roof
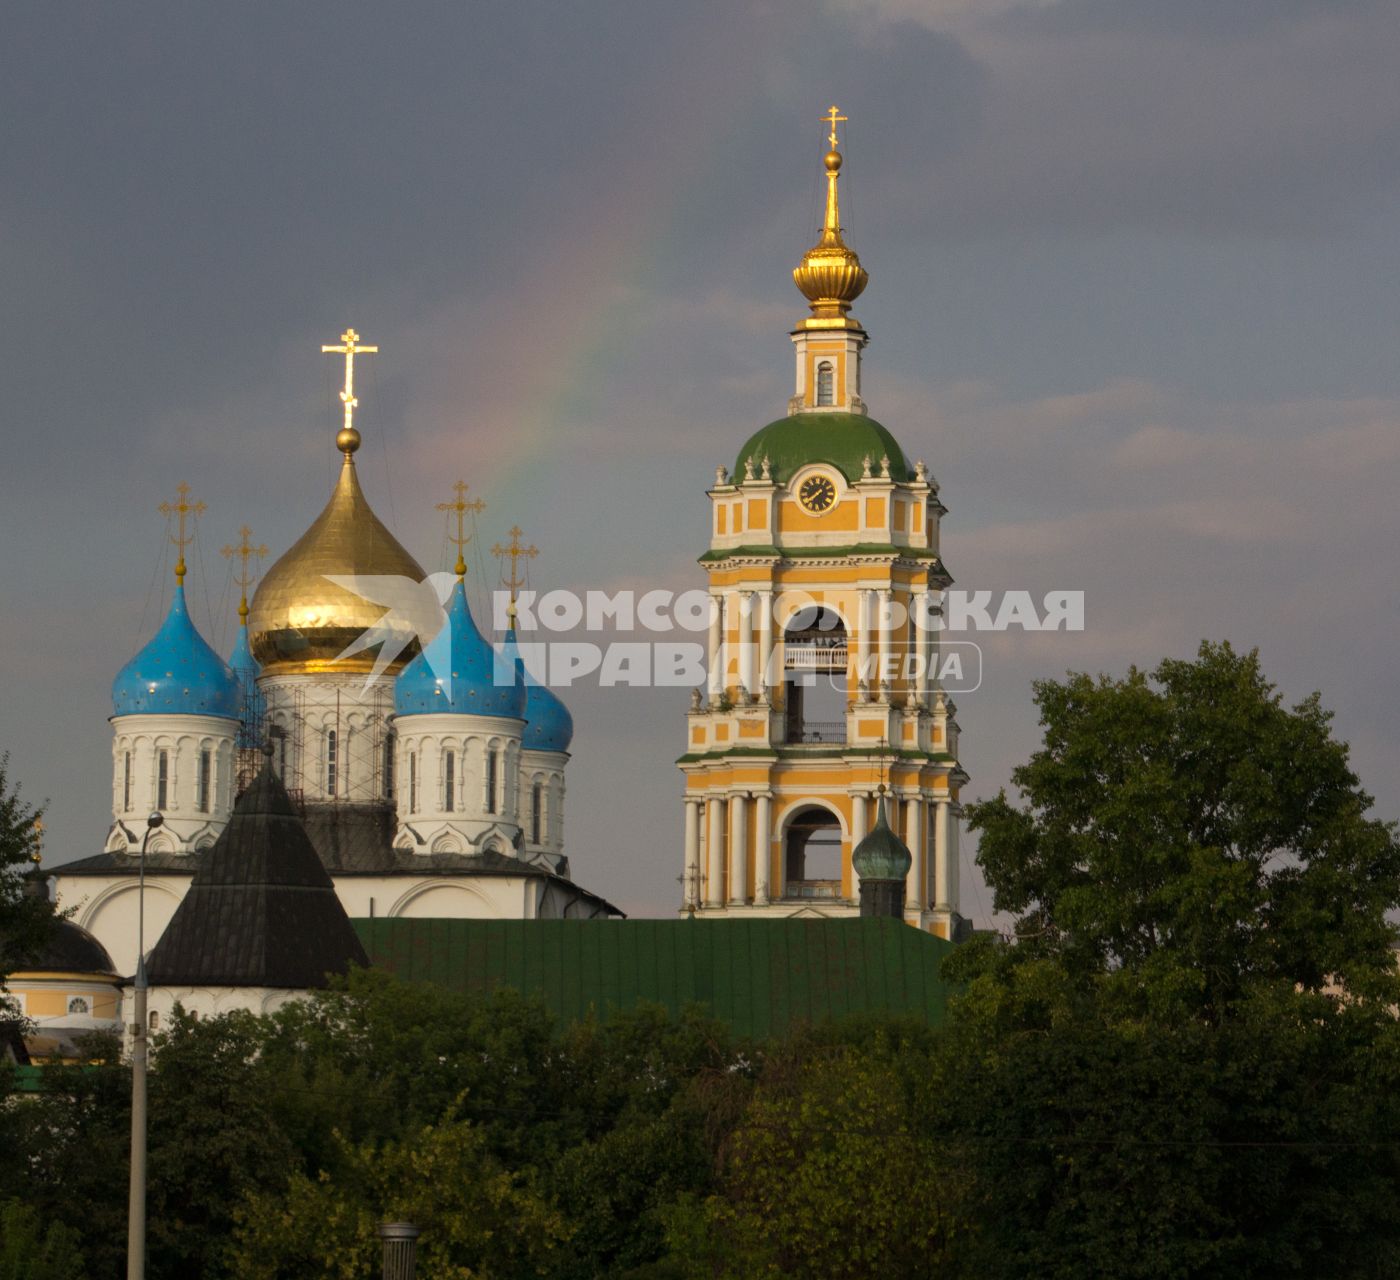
[353,917,956,1039]
[52,806,622,918]
[144,762,368,989]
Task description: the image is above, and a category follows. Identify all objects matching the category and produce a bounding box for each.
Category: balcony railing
[790,720,846,744]
[783,879,843,900]
[785,642,849,672]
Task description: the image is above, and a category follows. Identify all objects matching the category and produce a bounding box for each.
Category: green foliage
[231,1113,569,1280]
[0,1201,87,1280]
[0,754,52,987]
[959,641,1400,1015]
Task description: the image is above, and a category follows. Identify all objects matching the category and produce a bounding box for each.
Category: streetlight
[127,809,162,1280]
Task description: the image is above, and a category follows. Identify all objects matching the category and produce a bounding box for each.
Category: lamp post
[127,809,162,1280]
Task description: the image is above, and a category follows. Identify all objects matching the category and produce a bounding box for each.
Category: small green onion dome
[851,792,912,881]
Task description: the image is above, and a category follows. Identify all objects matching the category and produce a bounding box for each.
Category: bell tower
[677,110,968,938]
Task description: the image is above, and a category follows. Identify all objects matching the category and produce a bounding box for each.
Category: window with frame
[815,360,835,407]
[67,996,89,1016]
[409,751,418,813]
[197,748,212,813]
[383,735,395,799]
[326,730,338,797]
[123,751,132,812]
[157,750,169,811]
[485,749,499,814]
[443,750,456,812]
[531,780,543,845]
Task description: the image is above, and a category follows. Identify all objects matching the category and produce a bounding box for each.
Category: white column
[757,591,774,700]
[904,798,924,913]
[721,592,737,702]
[683,797,702,910]
[934,799,952,907]
[849,792,869,904]
[947,802,962,914]
[706,594,723,702]
[706,795,726,908]
[754,792,772,905]
[877,588,893,696]
[738,592,755,699]
[915,589,933,706]
[728,792,748,905]
[856,589,872,694]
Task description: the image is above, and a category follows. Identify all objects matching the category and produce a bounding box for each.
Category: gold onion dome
[248,329,425,675]
[248,452,424,674]
[792,122,868,326]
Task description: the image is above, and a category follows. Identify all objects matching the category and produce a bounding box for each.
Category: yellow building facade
[678,117,967,938]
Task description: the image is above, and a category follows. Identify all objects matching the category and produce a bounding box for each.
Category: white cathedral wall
[52,873,188,977]
[391,714,526,854]
[107,714,237,854]
[519,748,567,871]
[260,672,397,805]
[337,874,537,921]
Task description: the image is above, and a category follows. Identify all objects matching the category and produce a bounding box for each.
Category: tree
[0,1201,88,1280]
[960,641,1400,1015]
[0,754,51,989]
[229,1112,569,1280]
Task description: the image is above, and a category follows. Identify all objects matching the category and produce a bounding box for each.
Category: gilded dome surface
[248,456,425,675]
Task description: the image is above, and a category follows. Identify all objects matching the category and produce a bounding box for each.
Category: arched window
[485,749,499,814]
[275,730,288,779]
[443,750,456,812]
[157,750,169,812]
[815,360,835,407]
[383,734,395,800]
[123,751,132,812]
[149,1010,159,1031]
[67,996,89,1016]
[409,751,418,813]
[531,780,544,845]
[197,748,212,813]
[326,730,338,797]
[784,806,843,897]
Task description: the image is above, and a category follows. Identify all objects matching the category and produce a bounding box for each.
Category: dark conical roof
[145,761,368,988]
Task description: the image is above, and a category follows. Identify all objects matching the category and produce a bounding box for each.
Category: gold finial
[492,525,538,623]
[158,482,206,586]
[793,106,867,326]
[31,818,43,868]
[320,327,379,456]
[436,481,486,579]
[221,525,268,624]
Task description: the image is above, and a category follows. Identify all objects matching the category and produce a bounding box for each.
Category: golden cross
[436,480,486,577]
[31,818,43,867]
[221,525,269,622]
[824,105,848,149]
[320,327,379,442]
[158,482,206,585]
[492,525,538,618]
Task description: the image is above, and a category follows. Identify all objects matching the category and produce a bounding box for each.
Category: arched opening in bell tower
[783,805,843,899]
[782,606,848,743]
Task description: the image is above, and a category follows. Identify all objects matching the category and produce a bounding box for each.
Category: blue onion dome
[395,579,526,719]
[228,614,264,748]
[112,585,241,719]
[499,625,574,753]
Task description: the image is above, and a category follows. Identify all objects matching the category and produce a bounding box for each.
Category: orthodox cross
[492,525,538,621]
[437,481,486,577]
[824,105,847,149]
[158,482,205,585]
[221,525,268,622]
[320,327,379,441]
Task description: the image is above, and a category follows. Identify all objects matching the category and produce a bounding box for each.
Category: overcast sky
[5,1,1400,921]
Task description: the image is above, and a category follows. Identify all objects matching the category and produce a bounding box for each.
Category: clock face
[798,474,838,514]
